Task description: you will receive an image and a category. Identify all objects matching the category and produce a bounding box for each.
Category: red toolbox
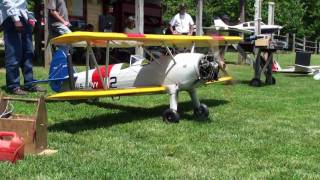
[0,132,25,163]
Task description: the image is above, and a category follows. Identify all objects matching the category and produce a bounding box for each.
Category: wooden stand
[0,94,55,155]
[249,36,277,87]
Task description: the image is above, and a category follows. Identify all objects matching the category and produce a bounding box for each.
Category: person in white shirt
[124,16,136,33]
[169,3,194,35]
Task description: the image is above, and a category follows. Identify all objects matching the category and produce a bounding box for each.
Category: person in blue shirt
[0,0,45,95]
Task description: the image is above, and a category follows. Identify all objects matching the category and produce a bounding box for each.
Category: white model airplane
[39,32,242,123]
[272,60,320,80]
[204,17,283,34]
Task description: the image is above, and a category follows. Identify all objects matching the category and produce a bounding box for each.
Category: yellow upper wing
[47,86,167,100]
[51,32,242,48]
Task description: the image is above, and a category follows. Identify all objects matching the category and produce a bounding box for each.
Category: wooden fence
[292,34,318,54]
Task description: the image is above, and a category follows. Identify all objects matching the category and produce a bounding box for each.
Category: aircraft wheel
[194,104,209,119]
[265,76,276,85]
[163,109,180,123]
[250,78,262,87]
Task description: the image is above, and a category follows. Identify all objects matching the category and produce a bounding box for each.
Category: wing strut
[86,42,107,90]
[142,46,161,65]
[104,41,110,88]
[85,42,90,89]
[191,41,196,53]
[163,42,176,64]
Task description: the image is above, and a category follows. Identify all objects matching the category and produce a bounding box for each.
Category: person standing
[123,16,136,33]
[47,0,71,38]
[99,4,115,32]
[169,3,194,35]
[0,0,45,95]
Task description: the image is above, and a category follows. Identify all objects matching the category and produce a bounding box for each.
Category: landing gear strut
[163,85,180,123]
[189,89,209,120]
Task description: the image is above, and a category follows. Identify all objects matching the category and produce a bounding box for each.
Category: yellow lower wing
[47,86,167,100]
[205,76,233,85]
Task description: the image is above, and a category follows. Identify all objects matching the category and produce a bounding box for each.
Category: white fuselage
[65,53,205,92]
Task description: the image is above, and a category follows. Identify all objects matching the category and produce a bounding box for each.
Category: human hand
[28,19,36,28]
[14,21,24,31]
[64,21,71,27]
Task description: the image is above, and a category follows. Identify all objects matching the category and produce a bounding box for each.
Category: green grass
[1,52,320,179]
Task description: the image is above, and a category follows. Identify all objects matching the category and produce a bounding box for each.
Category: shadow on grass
[48,99,229,134]
[236,79,278,87]
[283,74,311,77]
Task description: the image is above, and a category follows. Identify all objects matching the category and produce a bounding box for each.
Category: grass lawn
[0,52,320,179]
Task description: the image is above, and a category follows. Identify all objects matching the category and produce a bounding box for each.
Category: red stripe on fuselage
[92,65,114,89]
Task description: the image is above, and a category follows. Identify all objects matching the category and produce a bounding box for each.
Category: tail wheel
[194,103,209,119]
[163,109,180,123]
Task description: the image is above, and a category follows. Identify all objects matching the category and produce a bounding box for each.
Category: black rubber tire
[194,103,209,119]
[162,109,180,123]
[250,78,262,87]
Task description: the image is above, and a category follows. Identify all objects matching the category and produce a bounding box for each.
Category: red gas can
[0,132,25,163]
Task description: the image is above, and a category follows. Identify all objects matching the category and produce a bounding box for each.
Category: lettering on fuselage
[76,77,117,89]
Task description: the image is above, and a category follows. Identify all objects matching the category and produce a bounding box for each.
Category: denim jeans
[3,18,34,91]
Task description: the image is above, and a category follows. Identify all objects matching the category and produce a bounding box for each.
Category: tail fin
[48,49,71,92]
[272,60,282,72]
[213,17,228,27]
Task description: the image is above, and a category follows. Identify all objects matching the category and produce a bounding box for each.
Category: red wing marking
[212,36,225,41]
[126,33,146,38]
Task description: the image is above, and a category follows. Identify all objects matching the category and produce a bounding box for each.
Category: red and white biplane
[40,32,242,122]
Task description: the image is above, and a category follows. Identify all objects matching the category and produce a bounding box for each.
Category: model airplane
[272,60,320,80]
[39,32,242,123]
[204,17,283,34]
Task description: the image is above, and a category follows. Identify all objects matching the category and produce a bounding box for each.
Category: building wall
[87,1,103,31]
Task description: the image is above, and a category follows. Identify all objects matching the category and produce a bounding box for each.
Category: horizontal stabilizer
[30,77,69,84]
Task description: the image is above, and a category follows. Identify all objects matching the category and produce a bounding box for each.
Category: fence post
[303,36,306,52]
[286,33,289,50]
[292,34,296,52]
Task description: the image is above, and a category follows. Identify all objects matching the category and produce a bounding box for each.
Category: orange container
[0,132,25,163]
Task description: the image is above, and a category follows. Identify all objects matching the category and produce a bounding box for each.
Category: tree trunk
[239,0,245,23]
[33,0,44,66]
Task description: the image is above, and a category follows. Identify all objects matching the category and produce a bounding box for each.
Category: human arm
[47,0,70,26]
[169,25,177,35]
[187,14,194,35]
[49,9,70,26]
[169,15,179,34]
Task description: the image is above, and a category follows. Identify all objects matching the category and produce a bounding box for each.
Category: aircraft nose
[198,57,219,81]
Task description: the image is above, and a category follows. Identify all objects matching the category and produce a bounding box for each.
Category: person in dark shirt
[99,4,115,32]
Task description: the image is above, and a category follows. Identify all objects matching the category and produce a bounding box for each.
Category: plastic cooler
[0,132,25,163]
